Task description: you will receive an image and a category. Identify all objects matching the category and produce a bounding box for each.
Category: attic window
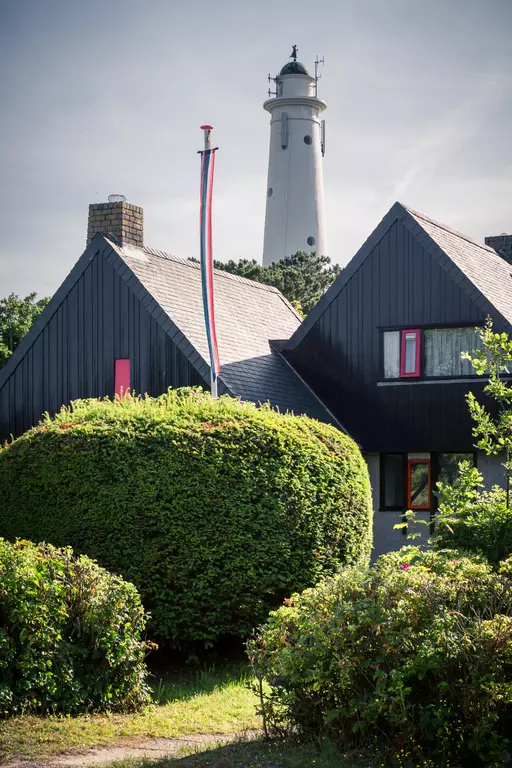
[383,331,400,378]
[401,330,420,377]
[383,329,420,379]
[424,328,482,377]
[383,326,483,380]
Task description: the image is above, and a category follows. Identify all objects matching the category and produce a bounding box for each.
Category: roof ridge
[138,245,283,294]
[404,205,497,256]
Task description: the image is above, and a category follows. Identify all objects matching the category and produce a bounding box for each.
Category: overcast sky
[1,0,511,298]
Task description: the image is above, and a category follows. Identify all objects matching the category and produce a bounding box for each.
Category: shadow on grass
[148,661,254,706]
[105,738,367,768]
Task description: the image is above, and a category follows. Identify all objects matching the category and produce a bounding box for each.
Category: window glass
[424,328,482,377]
[383,331,400,378]
[403,332,418,374]
[408,460,430,509]
[382,453,403,508]
[438,453,474,485]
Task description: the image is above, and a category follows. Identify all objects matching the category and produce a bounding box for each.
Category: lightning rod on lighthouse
[262,47,327,267]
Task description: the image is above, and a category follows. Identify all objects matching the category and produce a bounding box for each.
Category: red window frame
[114,359,130,398]
[407,458,431,509]
[400,329,421,377]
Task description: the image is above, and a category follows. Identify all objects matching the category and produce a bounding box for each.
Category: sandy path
[1,729,262,768]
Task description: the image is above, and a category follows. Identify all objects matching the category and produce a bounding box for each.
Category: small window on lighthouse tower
[304,135,312,145]
[307,236,316,247]
[268,188,273,198]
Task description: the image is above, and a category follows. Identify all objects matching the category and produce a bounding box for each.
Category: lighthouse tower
[262,48,327,266]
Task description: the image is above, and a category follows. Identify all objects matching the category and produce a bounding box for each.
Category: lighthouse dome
[280,61,309,76]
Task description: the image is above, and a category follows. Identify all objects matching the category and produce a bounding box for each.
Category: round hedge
[0,389,372,648]
[0,538,150,716]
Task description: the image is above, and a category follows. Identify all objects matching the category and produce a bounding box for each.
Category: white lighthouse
[262,48,327,267]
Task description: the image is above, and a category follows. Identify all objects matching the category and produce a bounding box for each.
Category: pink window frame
[400,329,421,378]
[114,359,130,398]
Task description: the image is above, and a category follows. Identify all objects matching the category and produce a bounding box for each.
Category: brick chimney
[485,232,512,262]
[87,195,143,248]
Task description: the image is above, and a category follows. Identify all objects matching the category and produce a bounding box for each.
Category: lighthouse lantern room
[262,47,327,266]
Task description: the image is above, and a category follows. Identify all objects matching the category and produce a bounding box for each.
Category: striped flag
[199,126,221,390]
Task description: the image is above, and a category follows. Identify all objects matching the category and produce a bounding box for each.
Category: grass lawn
[0,664,260,760]
[0,663,375,768]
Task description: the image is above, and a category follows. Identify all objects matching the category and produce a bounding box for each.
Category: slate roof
[286,201,512,351]
[108,239,338,426]
[405,206,512,326]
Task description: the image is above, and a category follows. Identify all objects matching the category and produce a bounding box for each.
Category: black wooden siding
[0,252,205,442]
[286,219,504,452]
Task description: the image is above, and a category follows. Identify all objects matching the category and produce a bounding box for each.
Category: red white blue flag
[199,131,221,384]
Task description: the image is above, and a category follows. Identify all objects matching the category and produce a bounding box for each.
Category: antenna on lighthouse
[314,55,325,97]
[267,73,279,98]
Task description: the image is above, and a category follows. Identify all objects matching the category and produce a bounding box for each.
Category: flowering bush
[248,548,512,767]
[0,539,150,717]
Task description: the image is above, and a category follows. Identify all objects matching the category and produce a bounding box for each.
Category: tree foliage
[433,461,512,563]
[209,251,341,316]
[0,389,372,649]
[462,318,512,504]
[0,292,50,367]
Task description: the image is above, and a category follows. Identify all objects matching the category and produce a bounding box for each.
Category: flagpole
[199,125,220,398]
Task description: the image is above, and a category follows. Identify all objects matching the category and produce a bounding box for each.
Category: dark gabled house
[0,201,334,446]
[283,201,512,555]
[1,197,511,556]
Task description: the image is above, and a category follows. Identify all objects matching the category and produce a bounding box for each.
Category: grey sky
[1,0,511,298]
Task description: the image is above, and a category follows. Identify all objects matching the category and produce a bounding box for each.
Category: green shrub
[248,548,512,767]
[434,462,512,564]
[0,389,372,648]
[0,538,150,717]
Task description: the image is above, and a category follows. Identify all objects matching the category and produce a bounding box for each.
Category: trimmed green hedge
[0,389,372,648]
[0,539,150,716]
[249,548,512,767]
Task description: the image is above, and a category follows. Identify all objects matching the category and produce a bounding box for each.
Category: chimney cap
[87,197,143,248]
